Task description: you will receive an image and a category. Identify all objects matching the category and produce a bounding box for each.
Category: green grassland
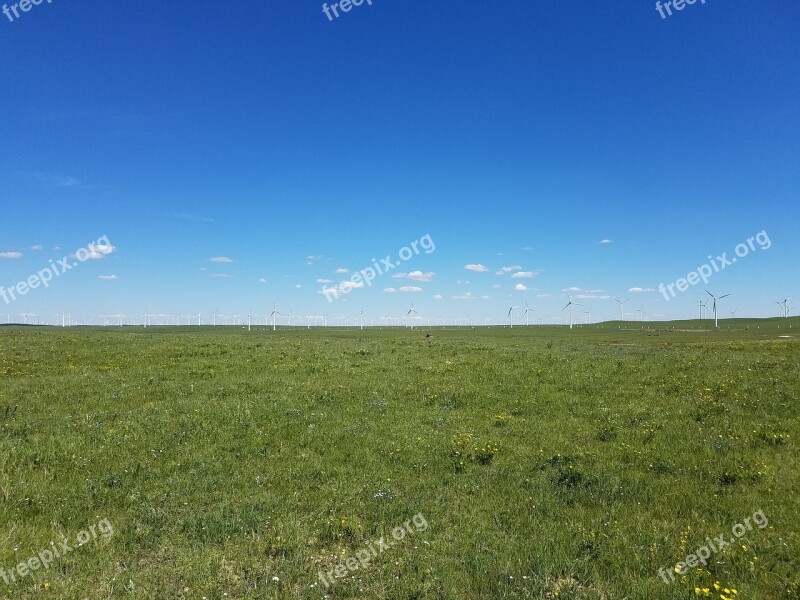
[1,320,799,599]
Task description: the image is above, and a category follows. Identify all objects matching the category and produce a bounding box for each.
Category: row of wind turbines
[6,295,796,328]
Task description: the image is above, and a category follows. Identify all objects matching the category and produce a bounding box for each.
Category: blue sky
[1,0,798,325]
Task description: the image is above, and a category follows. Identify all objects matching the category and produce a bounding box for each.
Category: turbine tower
[268,302,280,331]
[406,301,420,330]
[561,294,581,329]
[523,302,533,326]
[706,290,730,328]
[507,304,518,328]
[614,297,629,321]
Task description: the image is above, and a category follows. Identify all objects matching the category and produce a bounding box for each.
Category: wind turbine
[789,306,797,317]
[614,297,629,321]
[730,309,738,319]
[482,314,488,327]
[506,304,518,328]
[268,303,280,331]
[360,308,364,331]
[706,290,730,328]
[584,307,592,324]
[247,308,252,332]
[778,297,790,318]
[523,302,533,326]
[406,301,420,330]
[561,295,581,329]
[637,305,645,322]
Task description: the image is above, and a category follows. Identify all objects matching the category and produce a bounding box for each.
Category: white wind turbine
[247,308,252,331]
[268,303,280,331]
[406,301,420,330]
[706,290,730,328]
[360,307,364,331]
[561,294,581,329]
[778,297,790,318]
[584,307,592,324]
[507,304,518,328]
[523,302,533,326]
[614,297,629,321]
[482,314,488,327]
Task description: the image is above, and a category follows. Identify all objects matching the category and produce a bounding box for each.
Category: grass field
[1,320,799,599]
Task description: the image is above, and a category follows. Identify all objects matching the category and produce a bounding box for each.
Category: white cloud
[382,287,397,293]
[210,256,234,263]
[30,245,43,251]
[316,278,333,284]
[98,275,118,280]
[599,239,614,245]
[84,243,115,259]
[0,251,22,259]
[399,286,423,293]
[210,273,231,278]
[305,254,325,265]
[433,294,443,299]
[629,287,655,293]
[576,294,611,300]
[464,264,489,272]
[514,283,528,291]
[493,284,501,289]
[563,287,583,292]
[536,293,552,299]
[495,265,521,275]
[452,292,475,300]
[295,284,302,288]
[522,246,534,251]
[259,278,267,283]
[335,267,349,274]
[393,270,434,283]
[339,281,363,292]
[511,271,536,278]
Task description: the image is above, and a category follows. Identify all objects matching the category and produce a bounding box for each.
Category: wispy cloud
[496,265,521,275]
[536,293,552,298]
[30,245,43,251]
[383,287,397,293]
[335,267,349,274]
[210,273,231,278]
[399,286,423,293]
[393,271,434,283]
[0,251,22,259]
[511,271,536,278]
[514,283,528,291]
[98,275,118,280]
[629,287,655,293]
[210,256,235,264]
[464,264,489,272]
[576,294,610,300]
[433,294,443,299]
[316,278,333,284]
[599,239,614,245]
[306,255,326,265]
[452,292,476,300]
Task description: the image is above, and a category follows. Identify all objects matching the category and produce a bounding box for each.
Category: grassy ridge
[1,324,799,598]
